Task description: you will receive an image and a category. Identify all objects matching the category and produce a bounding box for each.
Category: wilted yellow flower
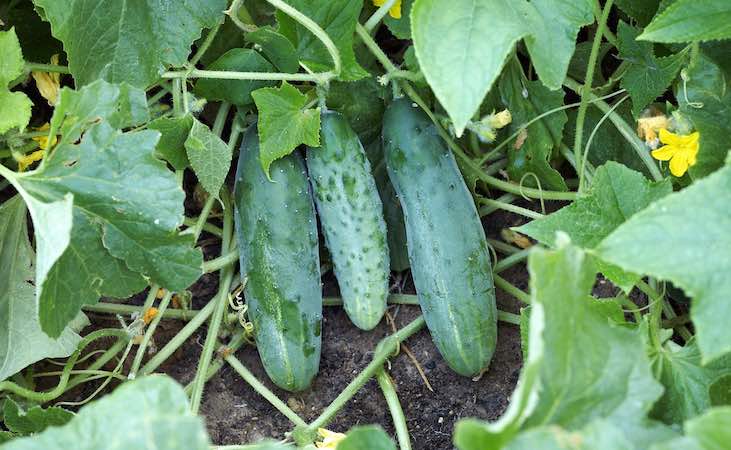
[31,123,57,151]
[32,54,61,106]
[637,115,670,147]
[373,0,401,19]
[142,307,159,325]
[651,129,699,177]
[316,428,346,449]
[17,150,45,172]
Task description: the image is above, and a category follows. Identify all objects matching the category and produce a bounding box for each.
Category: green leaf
[709,375,731,406]
[411,0,528,136]
[522,0,594,90]
[2,1,63,62]
[252,81,320,176]
[651,340,731,424]
[0,196,82,381]
[337,426,397,450]
[516,162,672,291]
[0,376,210,450]
[195,16,246,66]
[148,114,195,170]
[246,26,300,73]
[618,22,686,116]
[3,399,73,435]
[34,0,227,87]
[639,0,731,43]
[677,55,731,179]
[498,60,568,191]
[615,0,661,26]
[184,118,232,197]
[597,163,731,362]
[276,0,368,81]
[383,0,414,39]
[454,239,663,448]
[194,49,276,106]
[651,407,731,450]
[0,28,32,134]
[9,122,201,336]
[326,78,385,145]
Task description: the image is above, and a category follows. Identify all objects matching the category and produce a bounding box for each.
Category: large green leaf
[516,162,672,291]
[454,239,664,449]
[1,376,210,450]
[651,340,731,424]
[194,48,276,106]
[651,407,731,450]
[639,0,731,43]
[8,121,201,337]
[618,22,686,116]
[337,426,397,450]
[411,0,527,136]
[522,0,594,90]
[678,56,731,179]
[0,196,82,381]
[597,162,731,363]
[276,0,368,81]
[184,118,231,197]
[0,28,32,134]
[34,0,227,87]
[251,81,320,176]
[499,60,567,191]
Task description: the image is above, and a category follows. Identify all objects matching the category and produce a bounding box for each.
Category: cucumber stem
[376,368,412,450]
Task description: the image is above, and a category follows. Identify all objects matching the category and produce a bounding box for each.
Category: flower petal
[669,153,689,177]
[651,145,676,161]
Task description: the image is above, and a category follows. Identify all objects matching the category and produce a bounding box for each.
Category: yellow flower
[651,129,699,177]
[31,123,57,151]
[637,115,670,147]
[315,428,346,449]
[373,0,402,19]
[32,54,61,105]
[17,150,45,172]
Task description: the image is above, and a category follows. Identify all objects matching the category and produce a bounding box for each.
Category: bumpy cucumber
[234,126,322,391]
[306,111,389,330]
[382,98,497,376]
[364,140,410,272]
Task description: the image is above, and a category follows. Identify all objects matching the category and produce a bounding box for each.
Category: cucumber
[364,140,410,272]
[306,111,389,330]
[382,98,497,376]
[234,125,322,391]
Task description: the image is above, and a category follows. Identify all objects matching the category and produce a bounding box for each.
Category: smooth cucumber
[306,111,389,330]
[382,98,497,376]
[364,139,410,272]
[234,125,322,391]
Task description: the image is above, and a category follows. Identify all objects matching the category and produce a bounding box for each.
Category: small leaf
[252,81,320,176]
[34,0,227,87]
[0,376,210,450]
[184,118,232,197]
[337,426,397,450]
[516,162,672,291]
[148,114,195,170]
[245,26,300,73]
[276,0,368,81]
[411,0,528,136]
[0,28,32,133]
[618,22,686,116]
[597,162,731,362]
[194,49,277,106]
[3,399,74,435]
[0,196,82,381]
[639,0,731,43]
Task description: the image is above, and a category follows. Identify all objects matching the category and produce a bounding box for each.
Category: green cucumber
[364,139,410,272]
[234,125,322,391]
[382,98,497,376]
[306,111,389,330]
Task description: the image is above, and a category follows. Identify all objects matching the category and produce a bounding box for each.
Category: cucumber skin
[364,140,410,272]
[382,98,497,376]
[306,111,389,330]
[234,126,322,392]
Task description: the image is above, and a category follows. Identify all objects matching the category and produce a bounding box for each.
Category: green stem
[661,299,692,341]
[364,0,398,32]
[190,21,223,66]
[183,334,250,395]
[65,338,128,392]
[84,302,199,320]
[574,0,614,193]
[580,95,629,185]
[493,248,531,273]
[564,78,662,182]
[172,78,183,116]
[487,239,521,255]
[163,68,325,83]
[636,280,664,349]
[478,193,516,217]
[127,286,162,378]
[478,198,543,220]
[355,23,397,73]
[203,249,240,273]
[129,291,173,379]
[212,102,231,137]
[226,0,259,33]
[184,217,223,236]
[494,274,530,303]
[303,317,426,434]
[376,369,412,450]
[560,143,594,184]
[0,329,128,402]
[23,62,70,73]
